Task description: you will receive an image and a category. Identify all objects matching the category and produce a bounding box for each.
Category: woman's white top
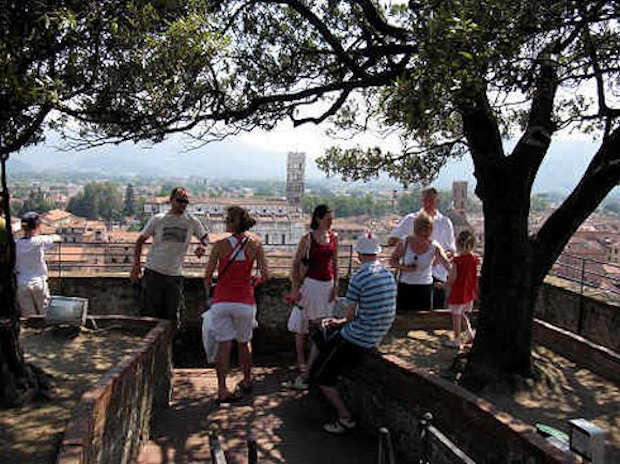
[399,239,439,285]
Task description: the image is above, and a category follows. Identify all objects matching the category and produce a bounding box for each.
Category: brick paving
[137,363,378,463]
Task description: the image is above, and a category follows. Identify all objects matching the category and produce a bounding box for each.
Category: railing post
[577,258,586,335]
[208,423,227,464]
[377,427,396,464]
[418,412,433,464]
[248,432,258,464]
[347,244,353,277]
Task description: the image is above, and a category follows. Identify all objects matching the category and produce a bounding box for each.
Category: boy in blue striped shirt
[311,233,396,434]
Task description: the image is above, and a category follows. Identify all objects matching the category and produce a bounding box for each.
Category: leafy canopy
[72,0,618,187]
[0,0,224,157]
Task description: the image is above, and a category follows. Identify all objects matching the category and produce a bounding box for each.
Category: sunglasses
[174,197,189,204]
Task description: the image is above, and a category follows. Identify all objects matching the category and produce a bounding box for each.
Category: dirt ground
[0,326,145,464]
[379,328,620,463]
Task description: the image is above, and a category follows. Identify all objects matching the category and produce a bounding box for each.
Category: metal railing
[43,241,619,301]
[44,241,363,277]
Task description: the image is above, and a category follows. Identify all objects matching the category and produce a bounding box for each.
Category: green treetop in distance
[124,184,136,216]
[80,0,618,389]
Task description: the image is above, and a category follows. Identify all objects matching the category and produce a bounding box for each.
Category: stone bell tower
[452,181,468,217]
[286,151,305,205]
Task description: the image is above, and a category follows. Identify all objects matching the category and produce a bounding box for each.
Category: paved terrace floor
[137,362,378,464]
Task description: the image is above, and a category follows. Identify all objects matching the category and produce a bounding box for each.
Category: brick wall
[56,317,174,464]
[342,351,578,464]
[535,281,619,352]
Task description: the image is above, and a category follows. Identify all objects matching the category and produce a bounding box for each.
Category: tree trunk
[0,155,45,407]
[461,191,542,390]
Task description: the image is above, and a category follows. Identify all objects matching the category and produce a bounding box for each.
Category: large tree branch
[264,0,365,78]
[291,89,351,126]
[0,105,51,155]
[349,0,410,40]
[58,65,408,142]
[510,48,558,191]
[458,88,504,200]
[532,126,620,280]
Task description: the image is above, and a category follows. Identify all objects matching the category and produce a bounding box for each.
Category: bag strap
[219,236,249,279]
[304,232,312,261]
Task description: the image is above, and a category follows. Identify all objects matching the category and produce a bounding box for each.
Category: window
[265,234,269,244]
[282,234,286,244]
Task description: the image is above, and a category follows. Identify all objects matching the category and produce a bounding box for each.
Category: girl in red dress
[446,230,480,349]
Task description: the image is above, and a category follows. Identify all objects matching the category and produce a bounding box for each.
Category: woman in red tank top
[285,204,338,389]
[204,206,269,402]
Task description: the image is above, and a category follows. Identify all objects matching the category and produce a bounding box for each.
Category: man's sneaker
[444,338,461,349]
[282,375,308,390]
[323,417,356,434]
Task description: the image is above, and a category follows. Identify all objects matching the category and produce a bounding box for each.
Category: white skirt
[287,278,335,334]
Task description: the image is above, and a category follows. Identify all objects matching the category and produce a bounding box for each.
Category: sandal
[323,417,356,435]
[281,375,309,390]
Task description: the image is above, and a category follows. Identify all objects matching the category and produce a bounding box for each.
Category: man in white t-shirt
[388,187,455,309]
[130,187,208,323]
[15,212,61,316]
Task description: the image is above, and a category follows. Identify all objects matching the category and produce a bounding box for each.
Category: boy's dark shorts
[310,333,365,387]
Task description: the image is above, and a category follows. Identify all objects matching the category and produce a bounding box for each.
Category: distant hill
[9,135,335,181]
[9,134,612,196]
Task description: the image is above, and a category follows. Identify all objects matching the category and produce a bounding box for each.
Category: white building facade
[143,197,306,246]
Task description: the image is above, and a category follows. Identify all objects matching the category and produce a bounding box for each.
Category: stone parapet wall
[342,312,590,464]
[342,351,578,464]
[47,275,348,353]
[48,274,619,355]
[535,280,620,352]
[56,317,174,464]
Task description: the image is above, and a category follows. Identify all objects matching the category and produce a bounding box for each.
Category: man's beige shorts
[17,279,50,316]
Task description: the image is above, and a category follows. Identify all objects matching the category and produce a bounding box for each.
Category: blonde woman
[204,206,269,403]
[390,212,451,312]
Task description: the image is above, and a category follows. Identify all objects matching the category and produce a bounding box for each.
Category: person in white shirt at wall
[388,187,455,309]
[130,187,208,325]
[15,212,61,316]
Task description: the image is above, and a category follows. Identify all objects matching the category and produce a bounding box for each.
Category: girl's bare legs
[216,340,233,399]
[452,312,462,342]
[238,341,252,386]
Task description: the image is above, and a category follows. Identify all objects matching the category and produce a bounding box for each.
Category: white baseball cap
[354,233,382,255]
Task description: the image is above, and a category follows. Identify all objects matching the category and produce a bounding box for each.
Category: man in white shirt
[388,188,455,309]
[15,212,61,316]
[130,187,208,323]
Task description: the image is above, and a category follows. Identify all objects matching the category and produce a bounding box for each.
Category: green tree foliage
[530,194,552,213]
[17,188,59,216]
[66,183,123,222]
[303,193,393,218]
[124,184,136,216]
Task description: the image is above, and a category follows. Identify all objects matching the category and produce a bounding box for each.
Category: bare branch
[291,89,351,126]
